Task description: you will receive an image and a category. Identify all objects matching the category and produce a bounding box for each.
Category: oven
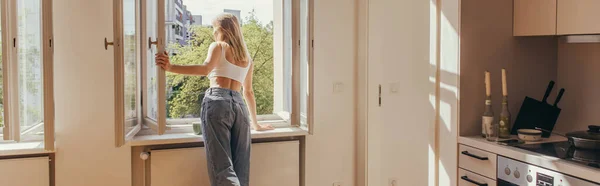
[497,156,598,186]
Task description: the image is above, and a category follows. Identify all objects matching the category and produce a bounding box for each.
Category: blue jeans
[201,88,251,186]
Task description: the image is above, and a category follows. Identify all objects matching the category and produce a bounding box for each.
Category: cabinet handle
[461,151,489,160]
[461,176,487,186]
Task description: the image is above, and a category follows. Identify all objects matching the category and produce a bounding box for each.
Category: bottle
[499,69,511,138]
[482,71,494,138]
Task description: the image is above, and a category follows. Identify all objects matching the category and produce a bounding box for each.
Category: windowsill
[129,126,308,146]
[0,141,53,157]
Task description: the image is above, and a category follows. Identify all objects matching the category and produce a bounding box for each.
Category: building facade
[192,15,203,26]
[224,9,241,24]
[165,0,194,51]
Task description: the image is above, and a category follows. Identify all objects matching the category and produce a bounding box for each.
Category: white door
[367,0,435,185]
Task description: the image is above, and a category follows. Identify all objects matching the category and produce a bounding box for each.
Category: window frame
[114,0,314,145]
[114,0,147,147]
[140,0,168,135]
[297,0,314,134]
[0,0,55,150]
[161,0,313,132]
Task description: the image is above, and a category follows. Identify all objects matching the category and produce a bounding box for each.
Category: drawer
[459,168,496,186]
[459,144,497,179]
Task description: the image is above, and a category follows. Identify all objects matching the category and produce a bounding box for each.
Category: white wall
[304,0,356,185]
[53,0,131,186]
[367,0,434,185]
[438,0,460,185]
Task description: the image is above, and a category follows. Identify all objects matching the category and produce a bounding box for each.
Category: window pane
[281,0,292,117]
[164,1,279,125]
[124,0,138,133]
[300,0,309,126]
[146,0,159,120]
[165,0,204,124]
[18,0,44,140]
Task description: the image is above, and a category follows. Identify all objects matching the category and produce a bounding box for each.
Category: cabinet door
[458,169,496,186]
[557,0,600,35]
[513,0,557,36]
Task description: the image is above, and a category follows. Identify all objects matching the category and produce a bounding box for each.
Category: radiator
[149,141,300,186]
[0,157,50,186]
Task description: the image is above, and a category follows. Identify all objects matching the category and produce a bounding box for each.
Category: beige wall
[305,0,356,185]
[53,0,131,186]
[556,41,600,133]
[459,0,558,136]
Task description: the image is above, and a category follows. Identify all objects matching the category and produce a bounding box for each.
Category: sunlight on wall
[440,10,459,76]
[440,80,458,131]
[428,94,437,186]
[440,100,452,131]
[427,0,439,186]
[428,0,439,186]
[438,0,460,185]
[439,161,451,186]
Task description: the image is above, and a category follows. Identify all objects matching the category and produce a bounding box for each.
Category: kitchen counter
[459,136,600,183]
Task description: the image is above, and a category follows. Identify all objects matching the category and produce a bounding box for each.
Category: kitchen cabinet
[514,0,600,36]
[556,0,600,35]
[513,0,557,36]
[458,169,497,186]
[458,145,497,180]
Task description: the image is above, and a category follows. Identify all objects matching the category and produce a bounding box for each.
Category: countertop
[459,136,600,183]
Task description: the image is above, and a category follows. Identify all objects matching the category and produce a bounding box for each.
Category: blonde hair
[213,13,249,63]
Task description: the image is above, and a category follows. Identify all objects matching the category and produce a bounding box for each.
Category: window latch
[105,38,114,50]
[13,38,16,48]
[378,84,382,107]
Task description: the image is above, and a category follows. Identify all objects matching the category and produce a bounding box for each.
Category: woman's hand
[252,124,275,131]
[155,51,172,71]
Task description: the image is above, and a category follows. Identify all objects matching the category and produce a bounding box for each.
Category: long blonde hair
[213,13,249,63]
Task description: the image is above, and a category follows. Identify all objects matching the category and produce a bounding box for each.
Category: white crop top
[207,43,251,83]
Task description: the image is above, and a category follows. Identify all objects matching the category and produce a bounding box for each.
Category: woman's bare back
[210,44,250,92]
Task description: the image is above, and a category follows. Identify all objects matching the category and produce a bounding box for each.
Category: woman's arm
[243,64,275,131]
[155,42,221,75]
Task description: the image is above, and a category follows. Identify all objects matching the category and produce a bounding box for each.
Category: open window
[114,0,313,146]
[0,0,54,150]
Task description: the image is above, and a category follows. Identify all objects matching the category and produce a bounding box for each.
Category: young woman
[155,13,274,186]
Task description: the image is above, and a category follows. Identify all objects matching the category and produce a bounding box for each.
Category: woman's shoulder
[210,41,229,48]
[208,42,227,54]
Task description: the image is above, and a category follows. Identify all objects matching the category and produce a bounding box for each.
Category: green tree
[167,11,274,118]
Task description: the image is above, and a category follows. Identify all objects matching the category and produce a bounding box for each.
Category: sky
[182,0,274,25]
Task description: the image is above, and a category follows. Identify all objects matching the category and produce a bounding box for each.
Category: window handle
[149,37,159,49]
[105,38,114,50]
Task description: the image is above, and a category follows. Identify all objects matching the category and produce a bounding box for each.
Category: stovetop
[515,141,600,169]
